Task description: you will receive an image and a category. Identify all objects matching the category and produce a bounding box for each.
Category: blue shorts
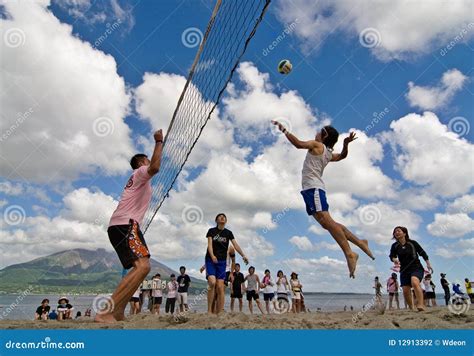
[301,188,329,215]
[400,267,424,287]
[205,258,227,280]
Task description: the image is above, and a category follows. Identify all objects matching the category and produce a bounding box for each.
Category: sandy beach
[1,307,473,330]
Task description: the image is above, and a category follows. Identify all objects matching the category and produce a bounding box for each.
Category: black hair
[215,213,227,223]
[235,263,240,268]
[277,270,283,277]
[179,266,186,271]
[248,266,255,272]
[322,125,339,150]
[42,299,49,304]
[130,153,148,169]
[393,226,410,240]
[264,269,270,274]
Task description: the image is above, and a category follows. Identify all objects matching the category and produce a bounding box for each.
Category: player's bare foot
[347,252,359,278]
[94,313,118,324]
[416,306,426,312]
[360,239,375,260]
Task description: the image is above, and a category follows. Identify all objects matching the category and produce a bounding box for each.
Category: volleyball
[278,59,292,74]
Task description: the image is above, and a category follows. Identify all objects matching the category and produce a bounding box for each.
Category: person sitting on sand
[35,299,50,320]
[165,274,178,315]
[151,273,163,315]
[244,266,264,314]
[386,273,400,310]
[389,226,433,312]
[453,284,464,295]
[262,269,275,314]
[230,263,245,312]
[423,274,437,307]
[57,297,74,320]
[465,278,474,303]
[130,286,141,315]
[272,121,375,278]
[290,272,303,313]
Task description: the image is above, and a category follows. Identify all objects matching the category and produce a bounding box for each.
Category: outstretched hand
[271,120,287,133]
[154,129,163,142]
[343,132,357,145]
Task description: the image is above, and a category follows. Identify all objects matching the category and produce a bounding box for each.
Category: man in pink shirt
[95,129,163,323]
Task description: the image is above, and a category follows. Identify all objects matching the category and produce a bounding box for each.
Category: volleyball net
[142,0,271,233]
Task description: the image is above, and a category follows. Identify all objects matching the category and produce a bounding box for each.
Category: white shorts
[178,292,188,304]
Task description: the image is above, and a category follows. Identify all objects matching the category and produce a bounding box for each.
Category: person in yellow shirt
[465,278,474,303]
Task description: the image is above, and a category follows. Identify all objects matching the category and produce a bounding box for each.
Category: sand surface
[1,307,473,330]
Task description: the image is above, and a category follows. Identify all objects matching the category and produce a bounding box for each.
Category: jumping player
[272,121,374,278]
[95,129,163,323]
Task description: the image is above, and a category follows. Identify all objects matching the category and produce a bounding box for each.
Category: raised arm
[271,120,320,150]
[331,132,357,162]
[147,129,164,176]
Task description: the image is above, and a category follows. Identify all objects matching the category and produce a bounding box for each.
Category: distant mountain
[0,248,206,294]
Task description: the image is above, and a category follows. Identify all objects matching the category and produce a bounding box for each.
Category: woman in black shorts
[389,226,433,311]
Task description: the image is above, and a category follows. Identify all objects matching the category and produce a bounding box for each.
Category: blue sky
[1,0,473,293]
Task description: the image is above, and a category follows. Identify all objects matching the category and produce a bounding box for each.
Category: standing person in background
[230,263,245,312]
[389,226,433,312]
[165,274,178,315]
[290,272,303,313]
[386,273,400,310]
[276,270,290,305]
[465,278,474,303]
[177,266,191,313]
[129,286,141,315]
[262,269,275,314]
[374,277,383,305]
[151,274,163,315]
[244,266,264,314]
[440,273,450,306]
[423,274,437,307]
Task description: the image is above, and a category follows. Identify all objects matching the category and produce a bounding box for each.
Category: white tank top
[301,145,332,190]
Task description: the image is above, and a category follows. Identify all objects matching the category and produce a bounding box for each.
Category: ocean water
[0,293,447,321]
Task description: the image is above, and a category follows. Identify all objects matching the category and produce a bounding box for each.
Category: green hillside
[0,248,207,294]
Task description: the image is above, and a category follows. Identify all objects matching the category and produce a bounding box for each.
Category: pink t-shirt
[386,278,398,293]
[109,165,153,227]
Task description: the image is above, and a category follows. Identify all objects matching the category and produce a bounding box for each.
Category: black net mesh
[142,0,271,233]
